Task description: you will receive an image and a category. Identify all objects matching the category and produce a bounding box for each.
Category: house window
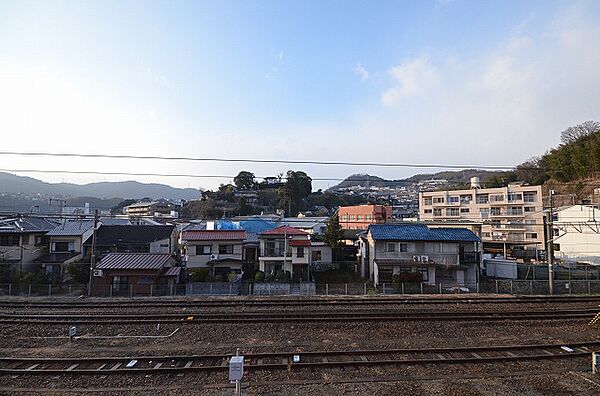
[112,276,129,291]
[52,241,74,252]
[460,195,471,204]
[424,209,432,214]
[357,215,363,221]
[439,269,455,281]
[398,266,411,273]
[508,193,522,202]
[446,208,459,216]
[423,197,432,206]
[219,245,234,254]
[0,235,20,246]
[399,243,408,252]
[490,207,501,216]
[196,245,211,255]
[526,233,538,239]
[448,196,459,204]
[386,243,396,252]
[311,250,322,261]
[476,194,489,204]
[524,206,535,213]
[297,247,304,258]
[433,197,444,204]
[433,208,442,217]
[34,236,44,246]
[417,268,429,282]
[523,192,537,202]
[490,194,505,202]
[460,208,470,213]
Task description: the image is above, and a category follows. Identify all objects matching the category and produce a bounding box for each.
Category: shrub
[392,272,422,284]
[254,271,265,282]
[227,271,238,282]
[189,268,210,282]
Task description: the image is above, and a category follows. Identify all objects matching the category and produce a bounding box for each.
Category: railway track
[0,308,597,324]
[1,341,598,375]
[1,295,600,309]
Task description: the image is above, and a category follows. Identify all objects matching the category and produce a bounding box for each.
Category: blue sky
[1,0,599,191]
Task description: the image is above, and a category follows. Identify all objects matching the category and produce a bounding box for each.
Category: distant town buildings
[339,204,392,230]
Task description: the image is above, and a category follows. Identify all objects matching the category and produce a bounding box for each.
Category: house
[0,217,59,274]
[39,220,95,280]
[419,181,544,257]
[339,205,392,230]
[92,253,180,296]
[84,224,177,259]
[553,205,600,265]
[124,201,179,220]
[258,226,313,281]
[360,223,481,286]
[279,216,329,235]
[181,230,248,278]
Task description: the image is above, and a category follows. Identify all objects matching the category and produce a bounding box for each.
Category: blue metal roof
[368,224,480,242]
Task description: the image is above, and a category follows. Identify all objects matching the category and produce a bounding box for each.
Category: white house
[554,205,600,265]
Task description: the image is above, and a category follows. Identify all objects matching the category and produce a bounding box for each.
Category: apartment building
[338,205,392,230]
[419,181,545,255]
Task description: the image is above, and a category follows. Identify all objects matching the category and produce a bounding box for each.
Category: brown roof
[182,230,247,241]
[162,267,181,277]
[96,253,172,270]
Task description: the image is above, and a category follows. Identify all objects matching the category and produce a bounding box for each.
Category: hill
[0,172,201,200]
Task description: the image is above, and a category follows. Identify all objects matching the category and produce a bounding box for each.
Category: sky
[1,0,599,192]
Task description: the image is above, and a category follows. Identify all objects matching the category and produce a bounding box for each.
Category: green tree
[323,214,344,260]
[181,198,220,219]
[279,170,312,215]
[233,171,256,190]
[236,197,252,216]
[66,263,90,284]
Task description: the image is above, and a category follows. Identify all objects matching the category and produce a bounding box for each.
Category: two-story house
[360,223,481,287]
[258,226,312,281]
[39,220,95,280]
[181,230,247,278]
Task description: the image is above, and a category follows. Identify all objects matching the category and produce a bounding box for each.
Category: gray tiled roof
[0,217,59,233]
[46,220,94,236]
[96,253,172,270]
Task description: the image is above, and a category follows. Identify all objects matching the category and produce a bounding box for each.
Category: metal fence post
[110,284,113,297]
[495,279,499,294]
[210,283,213,295]
[439,283,442,294]
[476,282,479,294]
[229,283,233,295]
[130,284,133,298]
[68,284,72,294]
[589,280,592,295]
[8,284,11,296]
[364,283,367,295]
[401,283,404,295]
[345,283,348,295]
[326,283,329,295]
[170,283,174,296]
[420,283,423,294]
[510,280,513,295]
[48,284,51,296]
[150,284,153,297]
[248,283,252,295]
[383,283,386,295]
[268,283,271,295]
[28,284,31,297]
[530,280,533,295]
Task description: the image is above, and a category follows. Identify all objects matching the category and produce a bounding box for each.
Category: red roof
[289,240,311,247]
[182,230,247,241]
[260,225,308,236]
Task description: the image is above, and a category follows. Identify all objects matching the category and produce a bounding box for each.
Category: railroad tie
[25,364,39,371]
[321,357,328,363]
[360,356,368,362]
[504,351,519,358]
[96,363,108,370]
[470,352,483,359]
[110,363,122,371]
[436,354,446,361]
[184,361,193,368]
[541,349,554,356]
[66,364,79,371]
[153,362,162,369]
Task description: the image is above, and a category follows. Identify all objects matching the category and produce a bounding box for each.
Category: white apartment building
[554,205,600,265]
[419,181,545,255]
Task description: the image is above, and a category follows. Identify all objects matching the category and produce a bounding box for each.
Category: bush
[66,263,90,284]
[392,272,422,284]
[190,268,211,282]
[227,271,238,282]
[265,273,275,282]
[254,271,265,282]
[13,270,49,286]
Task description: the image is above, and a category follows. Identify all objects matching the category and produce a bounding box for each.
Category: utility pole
[546,190,555,295]
[87,210,99,297]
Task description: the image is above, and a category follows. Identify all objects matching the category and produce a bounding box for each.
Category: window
[460,195,472,204]
[349,215,356,221]
[491,220,501,228]
[479,208,490,218]
[433,208,442,217]
[448,196,459,203]
[399,243,408,252]
[112,276,128,291]
[476,194,489,204]
[524,206,535,213]
[460,208,470,213]
[423,197,432,206]
[507,207,523,216]
[523,192,537,202]
[219,245,234,254]
[424,209,432,214]
[490,207,501,216]
[297,247,304,258]
[508,193,522,202]
[34,236,44,246]
[366,214,373,220]
[311,250,322,261]
[433,197,444,204]
[196,245,211,255]
[0,235,19,246]
[446,208,459,216]
[52,241,74,252]
[160,243,169,248]
[524,219,536,225]
[526,233,538,239]
[490,194,505,202]
[398,266,411,273]
[386,243,396,252]
[417,268,429,282]
[341,215,349,221]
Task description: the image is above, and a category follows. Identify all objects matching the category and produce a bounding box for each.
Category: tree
[236,197,252,216]
[560,120,600,144]
[323,215,344,260]
[233,171,256,190]
[181,199,220,219]
[66,263,90,284]
[279,170,312,215]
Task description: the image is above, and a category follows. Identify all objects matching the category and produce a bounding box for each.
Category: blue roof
[369,224,480,242]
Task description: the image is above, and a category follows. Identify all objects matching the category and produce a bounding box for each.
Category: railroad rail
[1,295,600,309]
[1,341,599,375]
[0,308,597,324]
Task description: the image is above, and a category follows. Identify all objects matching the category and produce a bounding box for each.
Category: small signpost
[68,325,77,341]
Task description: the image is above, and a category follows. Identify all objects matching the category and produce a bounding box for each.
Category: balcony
[264,249,292,258]
[460,251,480,263]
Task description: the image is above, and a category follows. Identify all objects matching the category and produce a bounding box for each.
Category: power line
[0,150,535,170]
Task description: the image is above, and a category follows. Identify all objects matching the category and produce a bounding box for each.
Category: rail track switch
[229,356,244,381]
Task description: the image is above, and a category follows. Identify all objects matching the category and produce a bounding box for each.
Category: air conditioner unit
[209,254,219,261]
[412,255,421,262]
[93,269,103,277]
[421,255,429,262]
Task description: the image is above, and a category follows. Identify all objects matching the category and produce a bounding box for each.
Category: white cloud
[381,56,437,105]
[353,63,370,81]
